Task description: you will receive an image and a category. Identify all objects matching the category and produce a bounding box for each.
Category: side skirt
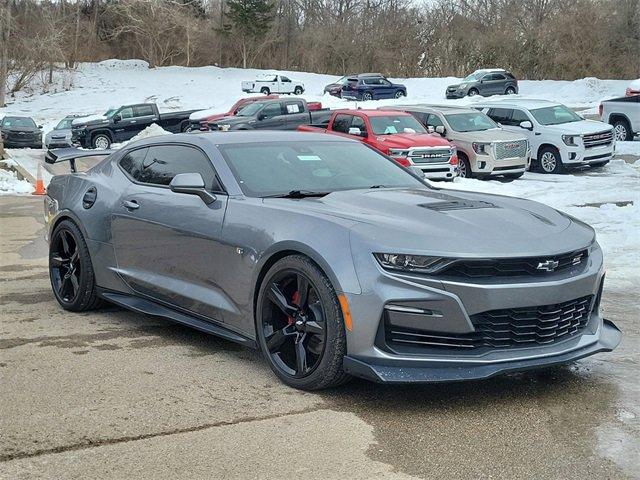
[99,290,256,349]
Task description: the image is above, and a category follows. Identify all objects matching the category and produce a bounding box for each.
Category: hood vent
[420,199,497,212]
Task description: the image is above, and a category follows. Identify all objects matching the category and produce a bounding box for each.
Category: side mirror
[409,166,425,178]
[520,120,533,130]
[257,112,267,121]
[113,114,121,123]
[170,173,217,205]
[348,127,365,136]
[426,125,435,134]
[38,125,43,129]
[435,125,446,135]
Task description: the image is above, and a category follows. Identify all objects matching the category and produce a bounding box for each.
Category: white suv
[475,100,615,174]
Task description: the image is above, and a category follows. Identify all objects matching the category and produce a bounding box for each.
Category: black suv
[446,69,518,99]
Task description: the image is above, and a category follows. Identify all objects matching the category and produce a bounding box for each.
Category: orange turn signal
[338,294,353,331]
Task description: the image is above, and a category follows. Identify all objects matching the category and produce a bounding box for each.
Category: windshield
[104,108,118,118]
[530,105,582,125]
[55,118,75,130]
[369,115,427,135]
[1,117,36,128]
[218,141,426,197]
[445,112,498,132]
[463,74,479,82]
[237,102,267,117]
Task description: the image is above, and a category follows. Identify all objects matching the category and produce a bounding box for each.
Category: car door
[283,99,306,128]
[112,106,136,142]
[255,102,288,129]
[509,108,538,151]
[111,143,232,322]
[482,74,507,95]
[279,76,294,94]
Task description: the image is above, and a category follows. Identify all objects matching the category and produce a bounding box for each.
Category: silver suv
[386,105,530,179]
[446,69,518,99]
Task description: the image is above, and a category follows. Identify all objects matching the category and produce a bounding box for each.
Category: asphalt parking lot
[0,196,638,479]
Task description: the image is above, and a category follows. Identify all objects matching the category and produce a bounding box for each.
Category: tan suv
[385,105,531,179]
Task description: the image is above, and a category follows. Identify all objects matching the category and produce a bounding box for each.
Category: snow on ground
[0,166,33,195]
[439,160,640,290]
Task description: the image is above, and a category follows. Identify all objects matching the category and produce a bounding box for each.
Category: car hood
[453,128,527,142]
[539,119,612,135]
[268,188,594,257]
[372,133,451,149]
[2,126,38,133]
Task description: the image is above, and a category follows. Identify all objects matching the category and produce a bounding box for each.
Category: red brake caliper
[288,291,300,325]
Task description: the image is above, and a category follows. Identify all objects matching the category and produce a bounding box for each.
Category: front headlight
[388,148,410,157]
[562,135,578,146]
[458,83,468,89]
[472,142,491,155]
[374,253,456,274]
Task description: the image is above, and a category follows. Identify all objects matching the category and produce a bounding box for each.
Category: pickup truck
[298,109,458,181]
[207,98,331,131]
[187,95,279,131]
[71,103,199,149]
[599,95,639,141]
[241,74,305,95]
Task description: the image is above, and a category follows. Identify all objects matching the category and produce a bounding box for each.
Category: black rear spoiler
[45,148,115,173]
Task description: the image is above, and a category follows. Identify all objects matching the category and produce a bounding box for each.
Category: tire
[255,255,350,390]
[589,160,609,169]
[612,119,632,141]
[260,87,270,95]
[294,86,304,95]
[468,88,479,97]
[505,86,516,95]
[49,219,104,312]
[457,153,472,178]
[394,90,405,99]
[362,91,373,101]
[537,146,564,174]
[92,133,111,150]
[180,121,190,132]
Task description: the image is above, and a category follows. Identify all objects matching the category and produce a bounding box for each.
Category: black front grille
[386,295,594,350]
[439,249,588,278]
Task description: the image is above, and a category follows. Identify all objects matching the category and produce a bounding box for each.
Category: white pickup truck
[241,74,305,95]
[599,95,639,141]
[475,99,615,174]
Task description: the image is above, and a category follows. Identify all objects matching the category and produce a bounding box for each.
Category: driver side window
[261,103,283,119]
[119,107,133,119]
[426,114,444,128]
[351,116,367,135]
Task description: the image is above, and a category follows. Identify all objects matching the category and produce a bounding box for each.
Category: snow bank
[128,123,171,142]
[0,168,33,195]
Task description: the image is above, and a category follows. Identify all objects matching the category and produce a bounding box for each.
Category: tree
[0,0,10,107]
[224,0,275,69]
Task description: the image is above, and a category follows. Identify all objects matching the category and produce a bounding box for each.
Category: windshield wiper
[263,190,330,199]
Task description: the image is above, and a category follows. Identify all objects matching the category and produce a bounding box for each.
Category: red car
[298,109,458,180]
[626,79,640,97]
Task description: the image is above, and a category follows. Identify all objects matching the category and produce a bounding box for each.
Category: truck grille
[386,295,594,350]
[6,131,36,141]
[583,130,613,149]
[494,140,528,160]
[409,148,452,164]
[438,248,588,278]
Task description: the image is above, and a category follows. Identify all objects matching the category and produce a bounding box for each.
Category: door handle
[122,200,139,210]
[131,120,137,123]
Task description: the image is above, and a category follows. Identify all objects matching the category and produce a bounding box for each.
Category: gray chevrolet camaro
[44,131,621,390]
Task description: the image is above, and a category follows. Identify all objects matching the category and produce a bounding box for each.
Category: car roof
[2,115,33,120]
[473,68,508,74]
[127,131,358,148]
[473,99,562,110]
[335,109,411,117]
[384,104,479,114]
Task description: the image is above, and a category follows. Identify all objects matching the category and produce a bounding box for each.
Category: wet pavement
[0,196,638,479]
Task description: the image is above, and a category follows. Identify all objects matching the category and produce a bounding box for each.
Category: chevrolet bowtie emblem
[537,259,559,272]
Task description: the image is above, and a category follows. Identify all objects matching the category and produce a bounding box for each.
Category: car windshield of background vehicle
[237,102,268,116]
[219,141,426,197]
[104,108,118,118]
[2,117,36,128]
[369,116,427,135]
[530,105,582,125]
[55,118,74,129]
[445,112,498,132]
[463,74,479,82]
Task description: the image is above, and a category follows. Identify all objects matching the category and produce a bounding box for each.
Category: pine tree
[224,0,275,69]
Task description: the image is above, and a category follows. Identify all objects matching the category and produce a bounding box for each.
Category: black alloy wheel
[261,270,326,378]
[256,255,349,390]
[49,220,103,311]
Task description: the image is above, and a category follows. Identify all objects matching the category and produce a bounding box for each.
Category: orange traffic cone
[32,163,46,196]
